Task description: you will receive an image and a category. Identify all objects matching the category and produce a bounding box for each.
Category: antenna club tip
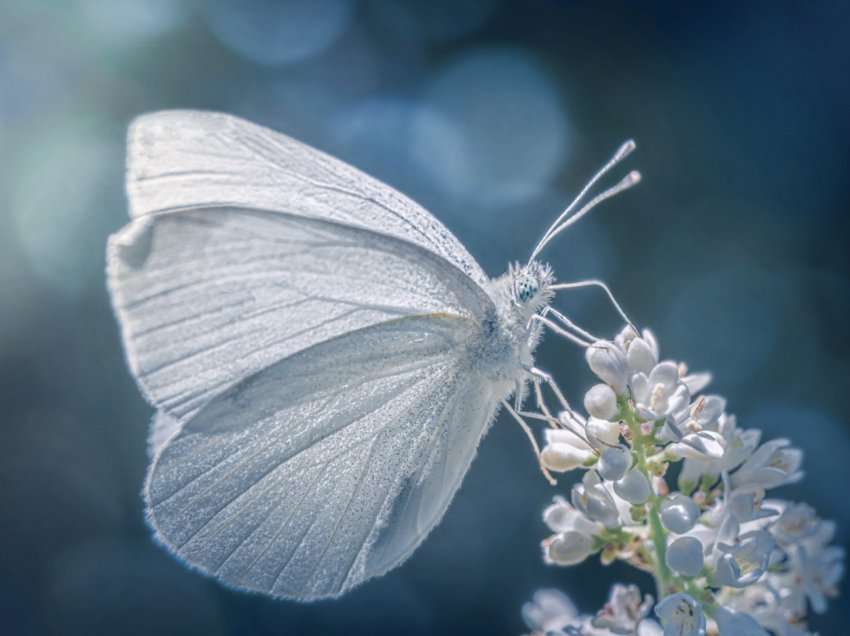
[625,170,642,185]
[615,139,637,159]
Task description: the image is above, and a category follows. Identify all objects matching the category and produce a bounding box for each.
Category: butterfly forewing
[108,206,491,420]
[127,110,487,285]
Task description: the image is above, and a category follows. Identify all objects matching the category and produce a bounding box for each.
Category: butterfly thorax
[467,261,554,396]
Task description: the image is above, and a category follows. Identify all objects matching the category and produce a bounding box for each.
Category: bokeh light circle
[414,48,570,206]
[206,0,355,66]
[11,120,122,295]
[79,0,192,42]
[333,96,459,203]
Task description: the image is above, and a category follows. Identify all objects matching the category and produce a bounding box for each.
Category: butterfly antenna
[533,170,641,261]
[528,140,638,264]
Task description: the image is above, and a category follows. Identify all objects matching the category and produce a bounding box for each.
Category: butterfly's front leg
[501,399,556,486]
[529,307,594,347]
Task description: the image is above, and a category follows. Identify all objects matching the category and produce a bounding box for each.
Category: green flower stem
[647,496,672,597]
[619,397,673,599]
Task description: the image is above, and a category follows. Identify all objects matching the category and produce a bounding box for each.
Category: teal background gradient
[1,2,849,634]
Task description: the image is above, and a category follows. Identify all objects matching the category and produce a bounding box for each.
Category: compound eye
[517,278,538,303]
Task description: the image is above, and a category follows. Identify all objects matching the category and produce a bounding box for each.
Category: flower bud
[585,341,629,394]
[572,472,621,528]
[613,468,651,504]
[586,417,621,447]
[584,384,619,420]
[597,446,632,482]
[665,536,704,577]
[540,429,595,473]
[544,531,594,566]
[660,493,700,534]
[626,337,657,375]
[541,444,594,473]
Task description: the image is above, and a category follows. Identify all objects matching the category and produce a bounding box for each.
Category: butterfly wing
[148,410,180,460]
[111,113,503,598]
[364,375,498,578]
[107,206,492,419]
[126,110,487,286]
[146,314,497,600]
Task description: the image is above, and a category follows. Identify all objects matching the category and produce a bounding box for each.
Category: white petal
[667,385,691,416]
[682,372,712,394]
[713,553,743,587]
[637,619,664,636]
[713,607,768,636]
[648,361,679,389]
[655,593,705,636]
[523,589,579,632]
[642,328,659,360]
[630,372,650,403]
[586,341,629,394]
[697,395,726,426]
[668,431,726,460]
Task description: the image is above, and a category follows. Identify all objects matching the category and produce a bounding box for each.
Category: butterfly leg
[530,313,591,347]
[541,306,601,343]
[528,366,593,448]
[502,400,557,485]
[550,278,638,334]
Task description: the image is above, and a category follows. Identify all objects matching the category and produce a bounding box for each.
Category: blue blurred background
[1,1,849,634]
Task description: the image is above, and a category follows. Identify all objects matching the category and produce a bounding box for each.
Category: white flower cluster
[523,327,843,636]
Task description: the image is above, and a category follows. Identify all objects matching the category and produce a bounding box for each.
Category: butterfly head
[509,261,554,316]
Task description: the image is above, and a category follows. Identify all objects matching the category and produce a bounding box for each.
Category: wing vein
[155,364,437,511]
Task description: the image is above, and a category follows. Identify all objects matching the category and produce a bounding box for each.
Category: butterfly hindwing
[145,314,492,599]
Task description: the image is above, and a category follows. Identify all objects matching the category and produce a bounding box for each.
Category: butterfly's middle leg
[527,366,593,448]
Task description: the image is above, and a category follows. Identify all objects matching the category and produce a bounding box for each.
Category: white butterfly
[107,111,639,600]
